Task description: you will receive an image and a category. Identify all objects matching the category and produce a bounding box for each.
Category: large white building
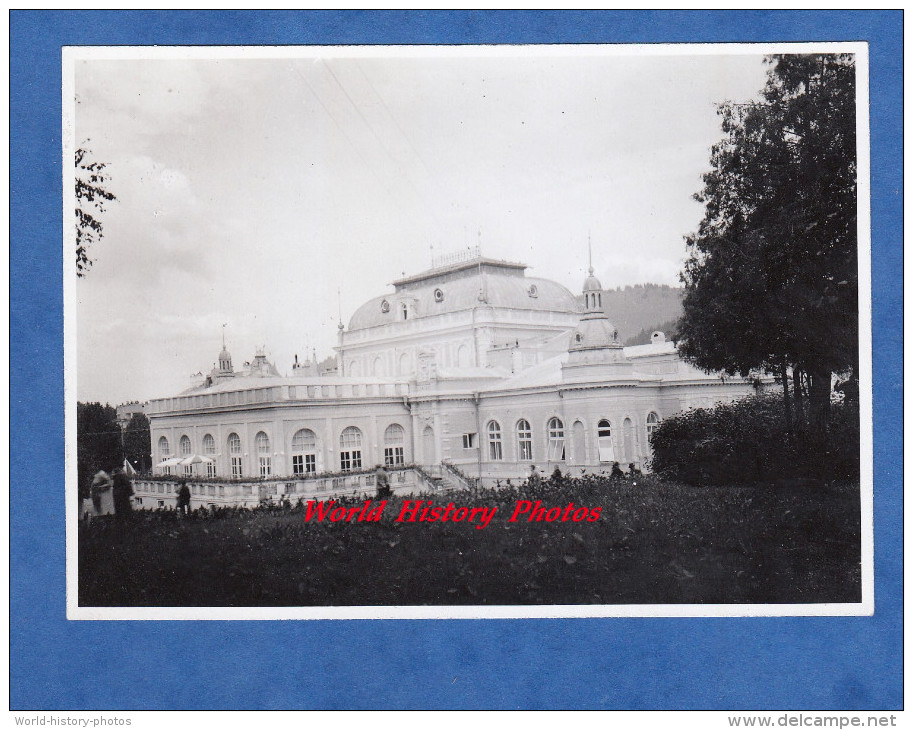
[141,252,760,508]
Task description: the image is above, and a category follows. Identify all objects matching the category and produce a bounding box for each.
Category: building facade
[144,254,762,503]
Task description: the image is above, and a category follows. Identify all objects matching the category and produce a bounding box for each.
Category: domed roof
[569,315,621,351]
[582,266,602,292]
[348,274,581,331]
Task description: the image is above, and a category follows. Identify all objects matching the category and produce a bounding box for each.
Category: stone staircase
[440,460,478,491]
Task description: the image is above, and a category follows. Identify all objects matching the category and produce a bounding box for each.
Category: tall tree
[123,412,152,473]
[75,147,116,277]
[76,402,123,490]
[678,54,857,433]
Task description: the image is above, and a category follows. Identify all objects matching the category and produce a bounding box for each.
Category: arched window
[422,425,435,465]
[340,426,363,472]
[384,423,405,467]
[292,429,317,476]
[457,344,471,368]
[401,302,408,320]
[572,420,586,464]
[228,432,242,478]
[547,417,565,461]
[516,419,533,462]
[158,436,171,474]
[398,352,411,375]
[487,420,503,461]
[180,435,193,475]
[646,412,660,449]
[597,419,615,463]
[623,418,634,464]
[256,432,271,477]
[202,434,216,477]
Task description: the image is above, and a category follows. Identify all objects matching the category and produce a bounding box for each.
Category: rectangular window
[293,454,316,476]
[384,446,404,467]
[520,441,532,460]
[259,457,272,477]
[547,439,566,462]
[462,433,477,449]
[489,439,503,461]
[206,462,216,478]
[231,457,243,479]
[183,465,192,476]
[340,450,361,472]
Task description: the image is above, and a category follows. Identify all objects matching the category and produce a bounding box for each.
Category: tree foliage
[75,147,116,277]
[649,395,859,487]
[678,54,857,430]
[124,412,152,473]
[76,402,122,494]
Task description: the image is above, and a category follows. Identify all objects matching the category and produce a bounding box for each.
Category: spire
[588,231,594,275]
[582,235,603,313]
[337,287,344,331]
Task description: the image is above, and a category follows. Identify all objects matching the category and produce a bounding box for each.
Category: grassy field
[78,475,861,607]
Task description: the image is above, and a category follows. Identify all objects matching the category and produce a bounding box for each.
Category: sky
[72,47,769,405]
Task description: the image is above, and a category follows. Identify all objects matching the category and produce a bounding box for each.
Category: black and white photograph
[66,44,871,619]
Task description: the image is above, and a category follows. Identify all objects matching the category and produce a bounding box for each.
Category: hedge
[650,395,859,486]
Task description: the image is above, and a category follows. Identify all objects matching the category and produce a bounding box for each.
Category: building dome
[582,266,602,293]
[347,273,580,331]
[569,316,620,352]
[217,346,233,374]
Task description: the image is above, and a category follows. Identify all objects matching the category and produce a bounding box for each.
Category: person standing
[176,481,191,516]
[91,470,115,516]
[375,465,392,499]
[111,467,134,520]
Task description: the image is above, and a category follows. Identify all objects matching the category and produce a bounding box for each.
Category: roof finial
[588,231,594,275]
[337,287,344,330]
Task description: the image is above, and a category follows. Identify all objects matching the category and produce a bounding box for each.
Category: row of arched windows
[157,424,407,478]
[484,414,661,463]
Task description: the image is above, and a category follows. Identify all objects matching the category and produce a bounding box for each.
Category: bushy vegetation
[79,472,860,607]
[650,395,860,487]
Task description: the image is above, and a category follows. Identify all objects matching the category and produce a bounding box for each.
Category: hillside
[577,284,683,343]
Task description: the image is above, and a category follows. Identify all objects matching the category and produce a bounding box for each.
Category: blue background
[10,11,902,710]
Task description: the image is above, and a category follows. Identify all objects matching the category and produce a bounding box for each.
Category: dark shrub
[650,395,859,486]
